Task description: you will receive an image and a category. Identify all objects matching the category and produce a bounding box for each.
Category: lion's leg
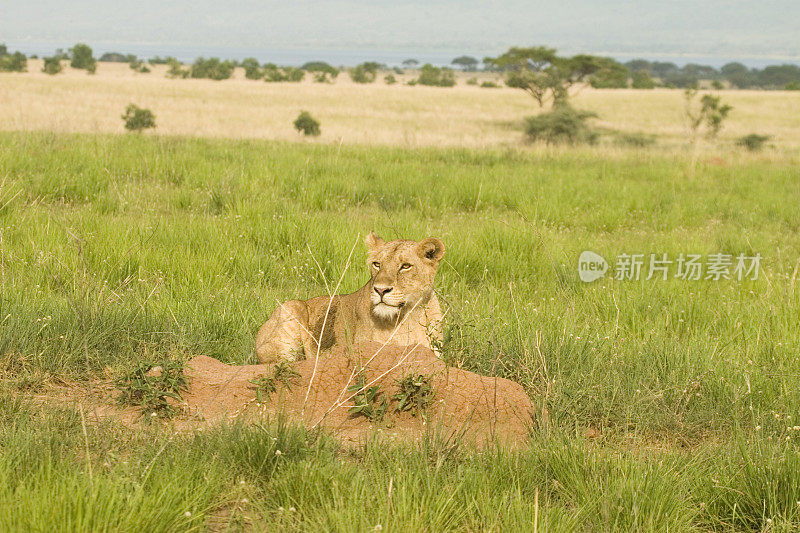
[255,300,309,364]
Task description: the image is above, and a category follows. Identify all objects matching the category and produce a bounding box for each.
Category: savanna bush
[415,64,456,87]
[349,62,380,83]
[302,61,339,83]
[69,43,96,73]
[241,57,262,80]
[190,57,235,80]
[631,70,655,89]
[166,58,190,79]
[0,49,27,72]
[293,111,320,136]
[737,133,771,152]
[524,104,598,144]
[263,63,305,82]
[42,57,62,75]
[122,104,156,132]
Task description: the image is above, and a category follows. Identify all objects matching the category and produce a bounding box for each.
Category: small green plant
[737,133,772,152]
[115,359,188,418]
[524,104,598,145]
[384,74,397,85]
[122,104,156,132]
[784,81,800,91]
[293,111,320,136]
[393,374,435,419]
[249,361,301,402]
[466,77,478,86]
[348,376,388,422]
[480,81,500,88]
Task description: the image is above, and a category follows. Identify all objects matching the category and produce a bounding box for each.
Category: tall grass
[3,396,799,531]
[1,131,800,530]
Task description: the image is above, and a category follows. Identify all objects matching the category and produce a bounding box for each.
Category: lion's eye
[372,262,381,269]
[400,263,412,271]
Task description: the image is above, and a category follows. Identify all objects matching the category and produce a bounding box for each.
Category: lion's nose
[374,285,393,297]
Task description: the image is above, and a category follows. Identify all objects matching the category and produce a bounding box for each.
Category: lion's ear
[365,231,385,251]
[418,237,445,263]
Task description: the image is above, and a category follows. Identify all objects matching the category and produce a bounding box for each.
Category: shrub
[524,104,599,144]
[480,81,500,88]
[122,104,156,132]
[685,87,733,140]
[302,61,339,83]
[0,51,27,72]
[466,77,478,86]
[263,64,305,82]
[42,57,62,75]
[129,59,150,73]
[293,111,320,136]
[349,62,380,83]
[415,64,456,87]
[166,58,189,79]
[190,57,235,80]
[785,81,800,91]
[631,70,655,89]
[384,74,396,84]
[737,134,771,152]
[241,57,262,80]
[69,43,96,73]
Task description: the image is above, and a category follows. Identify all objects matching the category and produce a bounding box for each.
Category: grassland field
[2,60,800,150]
[1,62,800,531]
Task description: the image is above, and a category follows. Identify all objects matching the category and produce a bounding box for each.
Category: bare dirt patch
[184,342,534,445]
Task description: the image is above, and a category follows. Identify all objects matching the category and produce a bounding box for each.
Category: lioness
[255,232,445,363]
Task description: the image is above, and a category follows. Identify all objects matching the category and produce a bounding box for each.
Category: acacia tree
[485,46,610,108]
[451,55,479,71]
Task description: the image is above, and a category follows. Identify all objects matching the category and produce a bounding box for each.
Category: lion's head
[365,232,445,322]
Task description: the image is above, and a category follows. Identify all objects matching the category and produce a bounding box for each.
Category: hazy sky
[2,0,799,61]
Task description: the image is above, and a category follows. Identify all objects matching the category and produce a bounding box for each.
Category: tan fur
[255,233,445,363]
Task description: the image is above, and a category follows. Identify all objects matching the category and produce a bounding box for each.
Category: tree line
[3,42,799,91]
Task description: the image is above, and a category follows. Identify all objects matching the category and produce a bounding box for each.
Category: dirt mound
[182,343,534,446]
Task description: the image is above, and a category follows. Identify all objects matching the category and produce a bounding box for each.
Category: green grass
[1,131,800,530]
